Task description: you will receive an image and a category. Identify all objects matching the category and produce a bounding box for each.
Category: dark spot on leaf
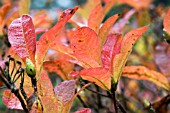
[30,68,32,72]
[78,40,83,42]
[70,9,74,14]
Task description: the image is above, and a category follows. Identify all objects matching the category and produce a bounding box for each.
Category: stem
[77,94,88,108]
[112,91,118,113]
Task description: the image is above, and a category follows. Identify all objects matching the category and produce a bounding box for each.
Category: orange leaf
[37,70,58,113]
[119,0,152,9]
[103,0,115,16]
[113,26,148,83]
[70,27,101,68]
[98,14,119,46]
[80,67,111,90]
[35,6,78,75]
[122,66,170,90]
[43,56,74,80]
[74,108,92,113]
[8,15,36,63]
[163,8,170,35]
[88,4,103,33]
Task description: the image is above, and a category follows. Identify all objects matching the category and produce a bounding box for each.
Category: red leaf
[8,15,36,63]
[154,42,170,76]
[122,66,170,90]
[101,34,122,72]
[163,8,170,35]
[113,26,148,83]
[35,6,78,75]
[74,108,92,113]
[80,67,111,90]
[2,90,23,110]
[70,27,101,68]
[43,56,74,80]
[88,4,103,33]
[54,80,76,112]
[98,14,119,46]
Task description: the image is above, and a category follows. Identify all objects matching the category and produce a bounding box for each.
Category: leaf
[54,80,76,113]
[98,14,119,46]
[154,42,170,76]
[88,4,103,33]
[163,8,170,35]
[8,15,36,63]
[119,0,153,9]
[19,0,30,16]
[112,9,135,33]
[101,34,122,73]
[43,55,74,80]
[113,26,148,83]
[74,108,92,113]
[103,0,115,16]
[70,27,101,68]
[37,70,58,113]
[80,67,111,90]
[122,66,170,90]
[2,90,23,110]
[35,6,78,75]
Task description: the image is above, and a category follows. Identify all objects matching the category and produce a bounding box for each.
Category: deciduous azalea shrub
[0,0,170,113]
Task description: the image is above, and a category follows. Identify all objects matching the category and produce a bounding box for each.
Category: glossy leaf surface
[54,80,76,113]
[35,6,78,75]
[8,15,36,63]
[80,67,111,90]
[122,66,170,90]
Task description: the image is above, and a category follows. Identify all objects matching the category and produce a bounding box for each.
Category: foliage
[0,0,170,113]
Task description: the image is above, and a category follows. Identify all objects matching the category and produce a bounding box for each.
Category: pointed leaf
[74,108,92,113]
[37,70,58,113]
[113,26,148,83]
[43,56,74,80]
[8,15,36,63]
[103,0,115,16]
[122,66,170,90]
[35,6,78,75]
[101,34,122,72]
[19,0,30,16]
[2,90,23,110]
[88,4,103,33]
[163,8,170,35]
[80,67,111,90]
[98,14,119,46]
[54,80,76,113]
[70,27,101,68]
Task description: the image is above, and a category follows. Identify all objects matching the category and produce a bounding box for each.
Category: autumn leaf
[98,14,119,46]
[119,0,153,9]
[154,42,170,76]
[43,55,74,80]
[35,6,78,76]
[80,67,111,90]
[70,27,101,68]
[88,4,103,33]
[101,34,122,73]
[163,8,170,35]
[54,80,76,113]
[8,15,36,63]
[122,66,170,90]
[74,108,92,113]
[2,90,23,110]
[103,0,116,16]
[113,26,148,83]
[37,70,58,113]
[19,0,30,16]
